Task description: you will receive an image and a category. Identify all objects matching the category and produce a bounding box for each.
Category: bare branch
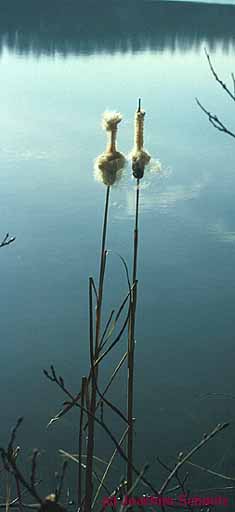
[159,422,229,495]
[196,98,235,139]
[48,385,161,498]
[94,283,137,368]
[7,418,23,457]
[205,48,235,102]
[89,276,128,428]
[99,310,115,350]
[0,420,43,506]
[30,450,40,490]
[55,462,68,502]
[0,233,16,248]
[92,427,129,509]
[0,503,40,509]
[232,72,235,97]
[43,366,79,412]
[197,51,235,140]
[89,276,128,431]
[96,351,128,414]
[186,460,235,482]
[78,377,87,510]
[156,457,192,512]
[119,464,150,512]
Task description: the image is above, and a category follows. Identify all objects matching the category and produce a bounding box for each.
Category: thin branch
[156,457,192,512]
[196,98,235,139]
[232,72,235,97]
[0,504,40,509]
[100,298,129,352]
[8,418,23,457]
[58,449,112,497]
[96,352,128,413]
[78,377,87,510]
[99,250,131,352]
[105,251,131,294]
[44,369,73,400]
[159,422,229,495]
[96,186,110,352]
[93,378,128,425]
[0,482,42,509]
[185,460,235,482]
[89,276,128,425]
[5,477,11,512]
[190,485,235,492]
[0,233,16,248]
[49,389,160,497]
[92,428,129,509]
[94,284,136,368]
[30,450,40,491]
[90,277,98,303]
[119,464,150,512]
[84,351,128,432]
[1,445,42,505]
[198,392,235,400]
[55,462,68,502]
[205,48,235,102]
[99,310,115,350]
[43,280,132,427]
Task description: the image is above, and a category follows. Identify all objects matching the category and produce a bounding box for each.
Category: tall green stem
[127,177,140,490]
[84,186,110,512]
[78,376,86,510]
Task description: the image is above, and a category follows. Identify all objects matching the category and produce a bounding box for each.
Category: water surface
[1,0,235,503]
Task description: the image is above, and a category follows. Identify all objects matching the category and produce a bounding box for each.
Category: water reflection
[0,1,235,57]
[208,219,235,243]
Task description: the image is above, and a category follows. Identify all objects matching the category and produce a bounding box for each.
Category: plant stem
[96,185,110,352]
[127,177,140,490]
[84,186,110,512]
[78,377,86,511]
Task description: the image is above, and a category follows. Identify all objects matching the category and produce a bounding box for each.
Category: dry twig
[159,422,229,495]
[0,233,16,248]
[196,49,235,139]
[196,98,235,139]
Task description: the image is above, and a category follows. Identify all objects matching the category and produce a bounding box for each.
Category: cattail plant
[126,99,149,491]
[85,112,125,512]
[94,164,123,187]
[130,99,151,179]
[2,101,231,512]
[95,112,126,173]
[43,105,153,509]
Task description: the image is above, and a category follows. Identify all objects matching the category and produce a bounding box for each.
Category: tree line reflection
[0,0,235,56]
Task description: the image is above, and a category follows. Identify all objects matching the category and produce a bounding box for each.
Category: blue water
[1,0,235,505]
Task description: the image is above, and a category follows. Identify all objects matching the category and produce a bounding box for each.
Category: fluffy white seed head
[102,111,123,132]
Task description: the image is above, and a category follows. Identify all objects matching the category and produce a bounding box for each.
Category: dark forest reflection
[0,0,235,56]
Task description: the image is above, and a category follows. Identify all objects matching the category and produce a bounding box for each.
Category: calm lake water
[1,0,235,504]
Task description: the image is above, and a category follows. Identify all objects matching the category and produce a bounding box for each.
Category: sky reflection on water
[1,0,235,497]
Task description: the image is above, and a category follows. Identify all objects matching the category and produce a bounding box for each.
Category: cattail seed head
[102,111,122,132]
[95,111,126,185]
[130,104,151,179]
